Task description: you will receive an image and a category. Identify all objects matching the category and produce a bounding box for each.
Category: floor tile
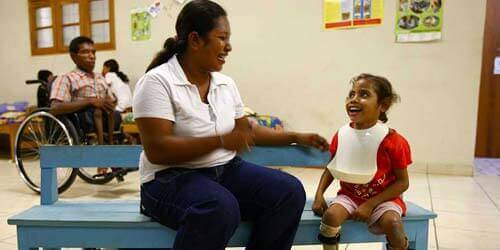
[435,227,500,250]
[435,211,500,233]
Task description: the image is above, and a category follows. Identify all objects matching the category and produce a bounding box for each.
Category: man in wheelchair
[49,36,122,177]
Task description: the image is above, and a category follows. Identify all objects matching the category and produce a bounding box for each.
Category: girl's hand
[296,133,329,151]
[352,202,375,222]
[312,194,328,216]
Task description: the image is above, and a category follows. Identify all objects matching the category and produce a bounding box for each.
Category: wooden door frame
[476,0,498,157]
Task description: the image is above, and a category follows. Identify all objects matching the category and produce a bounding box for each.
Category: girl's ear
[379,98,391,113]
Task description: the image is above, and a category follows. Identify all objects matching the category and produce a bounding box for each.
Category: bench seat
[8,199,436,249]
[8,145,436,249]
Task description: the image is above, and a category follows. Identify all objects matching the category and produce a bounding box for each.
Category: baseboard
[281,162,475,177]
[408,162,474,176]
[408,162,427,174]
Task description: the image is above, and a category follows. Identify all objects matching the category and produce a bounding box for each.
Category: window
[28,0,115,55]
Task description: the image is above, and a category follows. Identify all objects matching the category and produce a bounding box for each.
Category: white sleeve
[231,82,245,119]
[133,74,175,122]
[105,73,113,85]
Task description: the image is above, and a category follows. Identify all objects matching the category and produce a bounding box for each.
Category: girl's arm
[352,168,409,221]
[312,169,335,215]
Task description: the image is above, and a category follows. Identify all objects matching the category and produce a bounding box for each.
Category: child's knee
[380,212,404,233]
[322,205,347,227]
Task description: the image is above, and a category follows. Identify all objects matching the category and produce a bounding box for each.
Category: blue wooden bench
[8,145,436,250]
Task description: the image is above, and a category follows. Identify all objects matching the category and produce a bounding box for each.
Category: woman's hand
[352,201,375,222]
[296,133,329,151]
[312,194,328,216]
[221,129,254,152]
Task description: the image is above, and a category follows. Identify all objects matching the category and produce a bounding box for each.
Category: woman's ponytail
[146,37,179,72]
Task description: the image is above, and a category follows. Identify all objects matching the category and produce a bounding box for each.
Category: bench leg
[16,241,37,250]
[414,220,430,250]
[16,228,36,250]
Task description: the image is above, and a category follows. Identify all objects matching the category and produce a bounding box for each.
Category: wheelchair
[15,80,133,194]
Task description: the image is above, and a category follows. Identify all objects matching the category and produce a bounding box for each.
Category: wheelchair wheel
[75,133,115,185]
[14,110,78,194]
[76,166,116,185]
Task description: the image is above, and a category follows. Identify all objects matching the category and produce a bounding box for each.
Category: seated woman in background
[102,59,133,112]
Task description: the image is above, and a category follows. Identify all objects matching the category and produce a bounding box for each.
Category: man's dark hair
[69,36,94,54]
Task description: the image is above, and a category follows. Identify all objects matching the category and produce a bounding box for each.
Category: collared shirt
[133,55,245,184]
[50,68,109,102]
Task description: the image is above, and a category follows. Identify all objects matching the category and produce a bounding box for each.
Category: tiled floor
[1,159,500,250]
[475,158,500,175]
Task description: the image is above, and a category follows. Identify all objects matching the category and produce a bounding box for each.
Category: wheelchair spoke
[36,119,48,145]
[20,132,38,146]
[54,131,70,145]
[20,149,39,159]
[46,119,58,144]
[26,123,42,147]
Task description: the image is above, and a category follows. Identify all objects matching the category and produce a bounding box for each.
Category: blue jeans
[140,156,306,250]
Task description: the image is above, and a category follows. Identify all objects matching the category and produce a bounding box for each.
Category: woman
[102,59,132,112]
[133,1,329,249]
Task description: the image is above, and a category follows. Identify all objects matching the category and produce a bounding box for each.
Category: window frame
[28,0,115,56]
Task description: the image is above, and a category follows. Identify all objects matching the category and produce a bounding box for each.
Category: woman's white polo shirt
[133,56,245,184]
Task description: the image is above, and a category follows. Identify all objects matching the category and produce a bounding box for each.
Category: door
[476,0,500,157]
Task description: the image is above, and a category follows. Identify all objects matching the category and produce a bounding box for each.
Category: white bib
[327,123,389,184]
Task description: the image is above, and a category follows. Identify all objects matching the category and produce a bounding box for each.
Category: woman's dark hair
[37,70,53,83]
[350,73,400,123]
[146,0,227,72]
[104,59,129,83]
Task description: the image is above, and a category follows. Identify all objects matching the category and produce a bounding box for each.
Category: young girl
[313,74,412,250]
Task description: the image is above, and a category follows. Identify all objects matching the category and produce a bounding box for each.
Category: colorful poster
[147,0,162,18]
[395,0,444,42]
[131,9,151,41]
[323,0,384,30]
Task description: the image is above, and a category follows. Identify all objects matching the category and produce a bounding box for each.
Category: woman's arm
[235,118,329,151]
[136,117,253,165]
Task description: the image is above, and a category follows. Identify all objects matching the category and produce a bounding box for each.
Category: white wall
[0,0,486,174]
